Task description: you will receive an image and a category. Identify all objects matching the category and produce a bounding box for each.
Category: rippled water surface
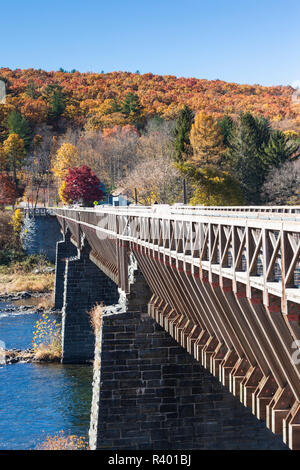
[0,302,93,450]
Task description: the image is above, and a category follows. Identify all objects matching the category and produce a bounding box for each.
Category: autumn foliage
[60,165,104,205]
[189,111,225,166]
[0,67,299,209]
[0,173,18,206]
[0,68,298,134]
[52,142,80,180]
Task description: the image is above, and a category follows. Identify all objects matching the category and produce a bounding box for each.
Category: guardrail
[22,208,56,217]
[52,204,300,222]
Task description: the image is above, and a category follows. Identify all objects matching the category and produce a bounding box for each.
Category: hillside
[0,68,297,132]
[0,67,299,213]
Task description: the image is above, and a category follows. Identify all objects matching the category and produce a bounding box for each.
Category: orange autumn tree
[189,111,225,167]
[0,173,18,207]
[180,111,242,206]
[51,142,80,181]
[2,133,25,187]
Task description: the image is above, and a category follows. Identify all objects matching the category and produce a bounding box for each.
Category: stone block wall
[54,233,78,310]
[61,244,119,364]
[21,215,62,263]
[118,253,152,313]
[89,310,287,450]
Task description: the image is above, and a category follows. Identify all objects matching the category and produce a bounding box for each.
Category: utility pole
[134,188,138,205]
[183,179,187,205]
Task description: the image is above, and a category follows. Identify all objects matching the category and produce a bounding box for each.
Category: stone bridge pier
[55,233,119,363]
[88,312,286,450]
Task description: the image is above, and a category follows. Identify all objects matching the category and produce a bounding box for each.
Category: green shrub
[0,210,25,265]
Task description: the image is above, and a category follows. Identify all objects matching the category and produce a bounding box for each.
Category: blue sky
[1,0,300,86]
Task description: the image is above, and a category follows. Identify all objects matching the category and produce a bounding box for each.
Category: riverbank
[0,290,54,306]
[0,256,55,293]
[0,313,93,450]
[0,209,55,296]
[0,257,55,309]
[0,273,54,296]
[0,276,60,365]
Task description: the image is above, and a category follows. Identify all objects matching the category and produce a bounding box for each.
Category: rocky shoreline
[3,348,61,365]
[0,291,60,313]
[0,291,46,303]
[4,348,34,364]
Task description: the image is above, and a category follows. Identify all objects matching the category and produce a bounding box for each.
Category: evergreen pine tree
[43,84,66,123]
[226,112,271,204]
[217,115,234,147]
[121,92,144,128]
[6,111,31,150]
[111,97,121,112]
[263,130,300,169]
[173,105,194,162]
[121,93,142,116]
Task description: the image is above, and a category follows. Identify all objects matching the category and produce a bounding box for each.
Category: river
[0,301,93,450]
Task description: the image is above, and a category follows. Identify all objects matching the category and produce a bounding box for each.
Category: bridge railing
[171,205,300,218]
[54,204,300,222]
[21,207,56,217]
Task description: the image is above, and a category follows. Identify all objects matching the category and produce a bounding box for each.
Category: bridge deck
[55,205,300,303]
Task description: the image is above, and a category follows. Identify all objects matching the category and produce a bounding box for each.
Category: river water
[0,302,93,450]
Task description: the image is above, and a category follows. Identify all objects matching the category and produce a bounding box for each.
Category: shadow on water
[12,297,44,308]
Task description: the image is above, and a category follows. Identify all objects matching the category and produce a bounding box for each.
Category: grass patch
[0,209,55,295]
[32,313,62,361]
[0,253,54,275]
[0,253,55,295]
[89,303,103,336]
[0,272,54,294]
[33,342,61,362]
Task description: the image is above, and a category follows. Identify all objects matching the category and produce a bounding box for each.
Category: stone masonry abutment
[89,310,287,450]
[88,254,286,450]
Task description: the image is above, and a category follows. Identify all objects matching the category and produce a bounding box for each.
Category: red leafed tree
[0,173,18,207]
[61,166,104,206]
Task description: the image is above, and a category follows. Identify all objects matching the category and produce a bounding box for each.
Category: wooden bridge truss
[55,205,300,449]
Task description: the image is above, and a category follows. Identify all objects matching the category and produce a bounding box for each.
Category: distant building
[107,194,129,206]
